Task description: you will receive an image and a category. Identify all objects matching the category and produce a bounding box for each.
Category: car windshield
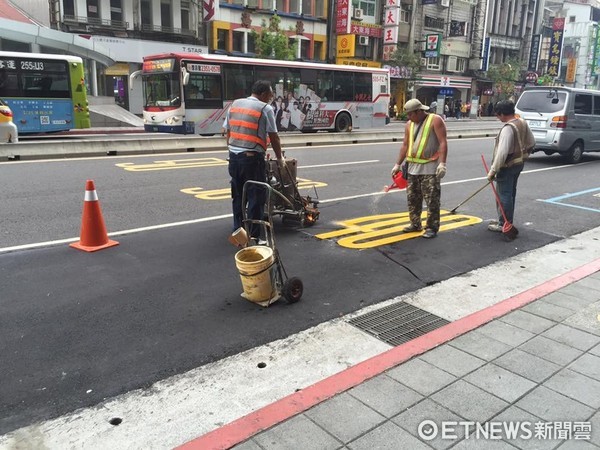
[516,91,567,113]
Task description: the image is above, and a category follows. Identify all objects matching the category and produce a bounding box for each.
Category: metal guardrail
[63,15,128,29]
[0,127,501,162]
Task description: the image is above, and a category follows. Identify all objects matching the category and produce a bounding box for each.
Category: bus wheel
[334,113,352,132]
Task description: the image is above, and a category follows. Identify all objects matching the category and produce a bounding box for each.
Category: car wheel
[564,142,583,164]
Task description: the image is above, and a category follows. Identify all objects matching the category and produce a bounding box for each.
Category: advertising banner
[336,0,351,34]
[336,34,355,58]
[203,0,219,21]
[547,18,565,77]
[425,34,441,58]
[481,36,490,71]
[528,34,541,72]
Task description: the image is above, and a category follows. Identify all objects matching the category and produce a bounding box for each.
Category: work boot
[487,223,502,232]
[402,224,423,233]
[422,229,437,239]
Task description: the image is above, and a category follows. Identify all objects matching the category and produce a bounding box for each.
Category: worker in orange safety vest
[223,80,286,243]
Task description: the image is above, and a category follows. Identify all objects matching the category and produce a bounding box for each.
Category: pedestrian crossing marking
[181,178,327,200]
[316,211,482,249]
[116,158,227,171]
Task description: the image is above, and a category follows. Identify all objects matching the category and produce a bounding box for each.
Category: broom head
[502,222,519,241]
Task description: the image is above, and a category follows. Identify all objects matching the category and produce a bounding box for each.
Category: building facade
[8,0,598,117]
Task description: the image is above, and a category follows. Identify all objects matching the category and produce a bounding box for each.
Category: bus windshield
[144,73,181,108]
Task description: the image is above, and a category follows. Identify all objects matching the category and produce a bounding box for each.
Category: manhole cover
[348,302,450,346]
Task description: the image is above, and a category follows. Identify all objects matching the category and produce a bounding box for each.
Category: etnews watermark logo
[417,420,592,441]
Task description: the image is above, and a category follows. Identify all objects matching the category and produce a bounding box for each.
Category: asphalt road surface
[1,135,600,434]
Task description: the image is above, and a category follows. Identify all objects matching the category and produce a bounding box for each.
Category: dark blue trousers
[495,163,523,226]
[228,151,266,239]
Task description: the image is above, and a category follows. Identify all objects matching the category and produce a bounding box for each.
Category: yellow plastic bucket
[234,245,275,302]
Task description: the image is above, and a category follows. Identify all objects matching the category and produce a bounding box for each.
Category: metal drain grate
[348,302,450,346]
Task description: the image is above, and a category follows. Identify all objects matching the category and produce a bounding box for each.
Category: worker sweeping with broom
[485,100,535,240]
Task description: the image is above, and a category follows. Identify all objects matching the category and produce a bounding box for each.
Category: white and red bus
[135,53,389,135]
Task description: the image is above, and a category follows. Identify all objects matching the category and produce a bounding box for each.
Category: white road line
[0,159,584,254]
[0,215,232,254]
[300,159,379,169]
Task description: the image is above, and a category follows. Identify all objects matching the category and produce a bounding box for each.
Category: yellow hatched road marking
[116,158,227,171]
[181,178,327,201]
[316,210,482,249]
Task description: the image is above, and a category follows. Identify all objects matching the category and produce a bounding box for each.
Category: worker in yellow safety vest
[391,99,448,239]
[224,80,286,243]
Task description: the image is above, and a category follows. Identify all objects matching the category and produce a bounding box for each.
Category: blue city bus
[0,51,90,134]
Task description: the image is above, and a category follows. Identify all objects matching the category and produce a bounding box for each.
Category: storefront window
[217,29,229,51]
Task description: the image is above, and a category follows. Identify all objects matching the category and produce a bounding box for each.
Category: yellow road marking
[116,157,227,171]
[181,178,328,200]
[316,210,482,249]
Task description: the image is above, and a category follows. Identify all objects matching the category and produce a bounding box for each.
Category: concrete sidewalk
[183,262,600,450]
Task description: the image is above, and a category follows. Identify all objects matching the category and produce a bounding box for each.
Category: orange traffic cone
[70,180,119,252]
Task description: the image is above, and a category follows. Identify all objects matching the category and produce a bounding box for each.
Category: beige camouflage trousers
[406,174,441,232]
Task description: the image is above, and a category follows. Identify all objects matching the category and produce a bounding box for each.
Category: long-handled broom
[449,180,491,214]
[481,155,519,240]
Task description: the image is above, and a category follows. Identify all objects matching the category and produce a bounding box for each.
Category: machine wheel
[544,150,554,156]
[563,142,583,164]
[283,277,303,303]
[334,112,352,132]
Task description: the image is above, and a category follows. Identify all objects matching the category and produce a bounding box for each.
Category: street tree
[251,14,297,60]
[387,47,422,81]
[487,59,522,100]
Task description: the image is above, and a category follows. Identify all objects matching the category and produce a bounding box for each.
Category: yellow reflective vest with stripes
[406,114,439,164]
[228,98,268,151]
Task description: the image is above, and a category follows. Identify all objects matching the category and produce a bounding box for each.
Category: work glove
[436,162,447,179]
[487,170,496,181]
[391,163,401,177]
[277,157,286,170]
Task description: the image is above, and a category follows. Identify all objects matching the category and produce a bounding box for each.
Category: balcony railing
[140,23,196,36]
[63,15,128,29]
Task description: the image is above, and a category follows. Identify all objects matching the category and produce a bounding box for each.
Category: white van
[515,86,600,163]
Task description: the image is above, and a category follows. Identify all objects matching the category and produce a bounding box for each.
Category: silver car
[515,86,600,164]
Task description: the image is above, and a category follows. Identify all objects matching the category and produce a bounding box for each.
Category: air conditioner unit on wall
[358,36,369,45]
[353,8,364,19]
[441,0,450,7]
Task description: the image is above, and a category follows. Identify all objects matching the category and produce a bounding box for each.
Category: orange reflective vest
[406,114,439,164]
[228,98,268,151]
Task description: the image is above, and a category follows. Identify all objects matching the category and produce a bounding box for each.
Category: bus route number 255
[21,61,44,71]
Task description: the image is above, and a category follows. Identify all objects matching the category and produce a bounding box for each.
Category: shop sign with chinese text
[546,18,564,77]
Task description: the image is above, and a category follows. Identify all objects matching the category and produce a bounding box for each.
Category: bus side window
[354,73,372,102]
[333,72,353,101]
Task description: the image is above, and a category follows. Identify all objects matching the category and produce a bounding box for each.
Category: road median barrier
[0,128,500,162]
